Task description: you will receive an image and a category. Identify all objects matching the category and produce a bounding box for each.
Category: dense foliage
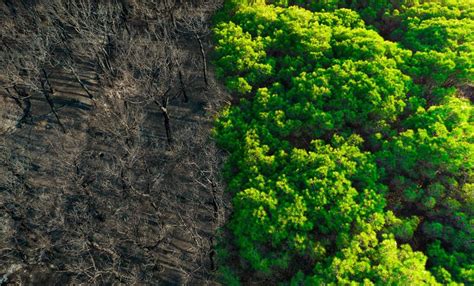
[213,0,473,284]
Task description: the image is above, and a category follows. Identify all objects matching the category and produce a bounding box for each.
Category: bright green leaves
[427,240,474,284]
[215,4,412,139]
[392,2,474,103]
[308,235,440,285]
[214,21,272,94]
[316,59,408,134]
[396,1,474,50]
[284,57,409,139]
[213,0,474,284]
[330,27,408,62]
[213,2,418,283]
[377,96,474,282]
[229,132,386,273]
[226,76,253,94]
[236,5,334,68]
[400,17,474,53]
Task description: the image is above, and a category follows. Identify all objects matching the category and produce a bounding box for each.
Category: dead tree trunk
[175,58,189,103]
[155,91,173,144]
[5,87,23,109]
[12,86,31,127]
[209,236,216,271]
[41,68,66,132]
[194,32,209,87]
[165,1,177,30]
[69,64,94,101]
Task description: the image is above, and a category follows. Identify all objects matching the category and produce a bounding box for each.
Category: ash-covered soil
[0,1,230,284]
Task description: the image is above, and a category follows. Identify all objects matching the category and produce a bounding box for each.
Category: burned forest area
[0,0,230,285]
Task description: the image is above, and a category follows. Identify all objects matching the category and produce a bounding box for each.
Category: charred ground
[0,1,230,284]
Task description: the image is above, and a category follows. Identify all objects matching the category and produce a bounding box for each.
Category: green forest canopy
[212,0,473,284]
